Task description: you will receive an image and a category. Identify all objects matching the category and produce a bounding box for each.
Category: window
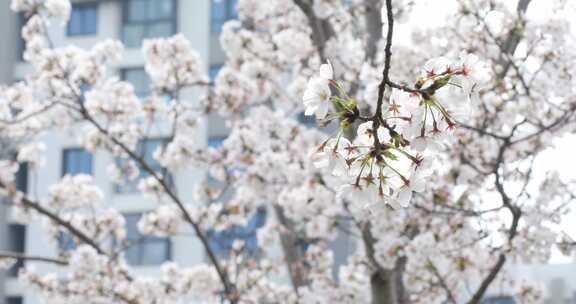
[209,64,223,80]
[16,13,26,61]
[211,0,237,33]
[115,138,169,193]
[15,162,27,193]
[62,148,93,176]
[7,224,26,277]
[67,2,98,36]
[5,297,23,304]
[298,111,339,133]
[121,67,151,98]
[208,135,227,149]
[122,0,176,48]
[207,207,266,257]
[482,296,515,304]
[297,111,316,127]
[124,213,171,265]
[57,231,76,253]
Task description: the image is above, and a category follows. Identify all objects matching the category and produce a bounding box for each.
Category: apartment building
[0,1,242,303]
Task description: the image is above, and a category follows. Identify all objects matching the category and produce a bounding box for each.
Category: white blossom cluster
[11,0,71,23]
[306,55,489,209]
[154,135,197,171]
[0,160,19,187]
[16,142,46,168]
[138,205,182,237]
[278,183,341,240]
[85,79,142,121]
[143,34,208,91]
[48,174,103,209]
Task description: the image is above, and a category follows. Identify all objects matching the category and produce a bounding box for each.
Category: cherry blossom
[0,0,575,303]
[303,76,332,119]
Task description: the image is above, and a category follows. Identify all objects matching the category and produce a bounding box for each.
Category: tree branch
[428,259,457,304]
[0,250,68,266]
[0,181,106,255]
[76,104,237,302]
[7,17,237,300]
[364,0,383,63]
[293,0,335,61]
[274,206,306,295]
[376,0,395,118]
[466,140,521,304]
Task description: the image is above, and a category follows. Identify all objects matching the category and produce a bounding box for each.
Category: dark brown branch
[428,259,457,304]
[0,102,59,125]
[466,140,521,304]
[76,107,237,302]
[497,0,532,78]
[42,43,237,299]
[457,122,508,141]
[364,0,383,63]
[0,250,68,266]
[376,0,395,119]
[0,181,106,255]
[370,0,396,152]
[472,10,532,95]
[274,206,306,295]
[510,106,576,145]
[362,224,393,304]
[293,0,335,61]
[413,202,503,218]
[512,155,536,205]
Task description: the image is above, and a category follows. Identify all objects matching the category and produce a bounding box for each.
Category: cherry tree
[1,0,576,303]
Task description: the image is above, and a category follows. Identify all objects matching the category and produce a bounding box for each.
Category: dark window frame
[67,1,99,36]
[121,0,178,48]
[297,111,316,126]
[210,0,238,33]
[15,162,28,193]
[209,64,223,80]
[123,213,172,266]
[481,295,516,304]
[7,224,26,277]
[6,296,23,304]
[16,13,27,61]
[61,147,93,176]
[208,135,227,149]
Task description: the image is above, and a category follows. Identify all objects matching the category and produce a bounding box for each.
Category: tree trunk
[370,271,397,304]
[370,261,407,304]
[274,206,307,293]
[363,224,407,304]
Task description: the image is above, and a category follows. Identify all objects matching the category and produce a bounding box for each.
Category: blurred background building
[0,1,573,303]
[0,1,240,303]
[480,263,576,304]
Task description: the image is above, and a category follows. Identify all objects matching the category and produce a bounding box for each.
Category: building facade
[0,0,239,303]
